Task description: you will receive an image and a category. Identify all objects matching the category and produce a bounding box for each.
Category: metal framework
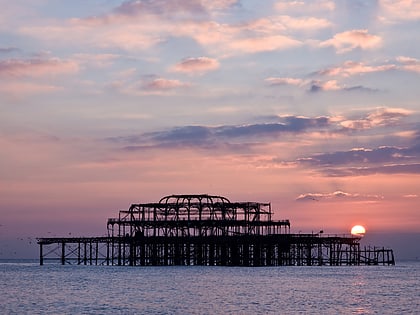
[37,194,395,266]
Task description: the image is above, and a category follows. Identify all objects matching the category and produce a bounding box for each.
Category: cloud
[266,76,374,93]
[396,56,420,73]
[142,78,190,91]
[113,0,236,18]
[339,108,411,130]
[300,146,419,167]
[0,57,79,77]
[114,107,411,151]
[320,30,382,53]
[316,60,397,77]
[107,115,332,150]
[320,163,420,177]
[379,0,420,23]
[265,77,304,86]
[114,0,238,16]
[72,53,120,68]
[0,81,62,95]
[309,80,341,92]
[296,190,383,201]
[171,57,219,74]
[275,0,335,13]
[273,15,331,31]
[201,0,239,11]
[19,2,302,57]
[0,47,19,54]
[403,194,418,198]
[215,118,329,138]
[226,35,301,55]
[109,74,191,95]
[297,142,420,177]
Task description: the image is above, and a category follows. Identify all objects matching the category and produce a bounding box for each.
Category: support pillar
[39,244,43,266]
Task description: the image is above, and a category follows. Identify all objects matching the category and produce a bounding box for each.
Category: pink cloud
[275,0,335,12]
[265,77,304,86]
[320,30,382,53]
[339,108,411,130]
[114,0,206,17]
[0,58,79,77]
[265,77,357,92]
[113,0,238,17]
[403,194,418,198]
[316,80,341,91]
[228,35,301,54]
[0,81,61,95]
[201,0,238,11]
[275,15,331,31]
[396,56,420,73]
[144,78,189,90]
[296,190,384,202]
[380,0,420,23]
[318,61,396,77]
[20,4,304,57]
[171,57,220,74]
[73,53,120,68]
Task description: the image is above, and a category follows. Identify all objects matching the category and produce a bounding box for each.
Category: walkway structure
[37,194,395,266]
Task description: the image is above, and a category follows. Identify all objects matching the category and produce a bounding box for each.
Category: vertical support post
[84,242,87,265]
[90,241,93,265]
[78,241,81,265]
[61,242,65,265]
[95,241,99,265]
[39,243,43,266]
[106,239,110,266]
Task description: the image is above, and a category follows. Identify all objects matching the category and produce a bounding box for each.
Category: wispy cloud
[0,57,79,77]
[296,190,383,201]
[0,81,62,95]
[107,107,416,153]
[143,78,190,91]
[171,57,220,74]
[266,56,420,93]
[18,2,305,57]
[0,47,19,54]
[379,0,420,23]
[320,29,382,53]
[107,115,332,150]
[297,143,420,177]
[265,77,305,86]
[316,61,396,77]
[309,80,342,92]
[319,163,420,177]
[275,0,335,13]
[396,56,420,73]
[339,108,411,130]
[299,146,420,167]
[266,77,375,93]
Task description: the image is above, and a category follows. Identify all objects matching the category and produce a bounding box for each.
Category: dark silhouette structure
[37,194,395,266]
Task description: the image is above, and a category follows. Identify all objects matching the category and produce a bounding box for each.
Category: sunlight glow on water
[1,261,419,314]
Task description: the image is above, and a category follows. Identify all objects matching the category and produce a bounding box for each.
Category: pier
[37,194,395,266]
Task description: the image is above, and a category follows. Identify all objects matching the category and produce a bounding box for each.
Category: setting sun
[351,225,366,236]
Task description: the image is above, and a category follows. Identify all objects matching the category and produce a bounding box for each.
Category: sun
[351,225,366,236]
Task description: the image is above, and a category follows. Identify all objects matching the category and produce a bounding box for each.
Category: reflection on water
[1,261,419,314]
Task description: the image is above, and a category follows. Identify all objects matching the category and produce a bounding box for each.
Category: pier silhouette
[37,194,395,266]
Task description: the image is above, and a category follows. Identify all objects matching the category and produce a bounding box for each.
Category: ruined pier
[37,194,395,266]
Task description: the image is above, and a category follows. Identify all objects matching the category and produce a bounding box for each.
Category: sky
[1,0,419,260]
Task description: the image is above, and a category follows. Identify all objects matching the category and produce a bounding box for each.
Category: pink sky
[1,0,419,259]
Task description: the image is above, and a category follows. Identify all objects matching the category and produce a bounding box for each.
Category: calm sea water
[1,261,419,314]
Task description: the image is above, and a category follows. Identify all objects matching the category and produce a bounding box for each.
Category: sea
[1,260,419,314]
